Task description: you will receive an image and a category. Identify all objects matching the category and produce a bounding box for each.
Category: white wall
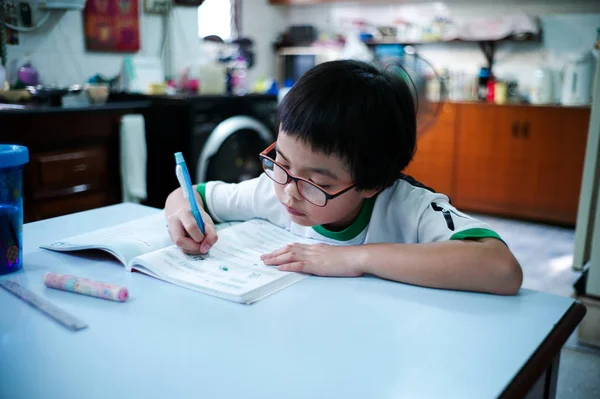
[244,0,600,95]
[4,0,285,93]
[5,6,202,87]
[239,0,287,87]
[8,0,600,92]
[169,7,206,77]
[416,13,600,100]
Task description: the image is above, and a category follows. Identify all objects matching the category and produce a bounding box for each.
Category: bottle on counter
[437,68,450,100]
[477,67,491,101]
[14,55,39,89]
[425,74,441,102]
[466,74,480,101]
[494,81,507,105]
[230,56,248,96]
[486,75,495,103]
[197,62,227,95]
[507,80,520,103]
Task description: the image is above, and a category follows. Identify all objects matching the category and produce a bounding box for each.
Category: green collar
[312,197,376,241]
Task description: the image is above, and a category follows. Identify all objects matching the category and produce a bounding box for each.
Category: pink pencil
[43,272,129,302]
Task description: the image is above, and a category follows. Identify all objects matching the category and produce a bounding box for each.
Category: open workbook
[40,213,322,304]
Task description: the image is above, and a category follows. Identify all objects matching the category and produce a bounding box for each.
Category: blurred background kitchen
[1,1,600,397]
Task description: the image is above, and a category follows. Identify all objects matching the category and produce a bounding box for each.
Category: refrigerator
[573,53,600,297]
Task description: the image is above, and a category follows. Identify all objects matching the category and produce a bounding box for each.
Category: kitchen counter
[108,92,277,103]
[438,100,592,109]
[0,92,278,220]
[0,92,277,115]
[0,97,588,115]
[0,100,151,115]
[1,100,151,222]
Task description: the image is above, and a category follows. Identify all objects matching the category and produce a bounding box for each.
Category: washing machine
[189,95,276,184]
[143,94,278,208]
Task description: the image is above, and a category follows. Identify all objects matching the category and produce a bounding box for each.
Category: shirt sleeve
[417,198,504,244]
[195,174,287,226]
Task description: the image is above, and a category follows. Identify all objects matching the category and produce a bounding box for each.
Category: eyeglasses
[259,142,355,207]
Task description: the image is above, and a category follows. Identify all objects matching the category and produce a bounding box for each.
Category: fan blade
[381,50,443,137]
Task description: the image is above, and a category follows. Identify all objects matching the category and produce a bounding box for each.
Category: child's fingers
[180,241,203,255]
[261,244,291,260]
[167,217,202,254]
[262,250,297,266]
[200,220,218,253]
[261,243,306,262]
[278,262,306,273]
[179,210,205,243]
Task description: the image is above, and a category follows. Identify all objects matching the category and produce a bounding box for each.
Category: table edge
[498,301,587,398]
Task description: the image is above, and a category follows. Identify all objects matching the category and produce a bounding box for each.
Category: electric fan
[379,46,443,137]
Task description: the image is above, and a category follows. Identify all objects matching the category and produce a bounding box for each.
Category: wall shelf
[363,32,541,46]
[364,33,542,72]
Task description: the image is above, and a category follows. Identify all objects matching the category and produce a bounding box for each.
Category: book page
[40,213,172,266]
[132,219,321,300]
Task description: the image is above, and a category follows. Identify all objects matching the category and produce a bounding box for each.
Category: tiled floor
[557,349,600,399]
[474,214,600,399]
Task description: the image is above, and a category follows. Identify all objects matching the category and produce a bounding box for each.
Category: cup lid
[0,145,29,168]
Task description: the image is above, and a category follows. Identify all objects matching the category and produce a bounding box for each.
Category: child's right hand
[167,207,218,255]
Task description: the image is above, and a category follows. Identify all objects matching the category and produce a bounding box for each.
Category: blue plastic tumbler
[0,145,29,275]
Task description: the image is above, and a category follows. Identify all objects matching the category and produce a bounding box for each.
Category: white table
[0,204,586,399]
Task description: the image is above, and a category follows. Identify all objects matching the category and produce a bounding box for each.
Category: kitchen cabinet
[402,102,589,225]
[0,102,150,222]
[270,0,337,4]
[403,102,456,196]
[452,103,590,225]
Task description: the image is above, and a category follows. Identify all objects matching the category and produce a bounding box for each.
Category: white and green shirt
[197,174,502,245]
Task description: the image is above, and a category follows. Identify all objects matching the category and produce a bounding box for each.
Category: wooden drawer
[24,191,115,222]
[29,147,108,192]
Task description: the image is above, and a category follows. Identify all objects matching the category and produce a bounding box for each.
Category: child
[164,60,522,295]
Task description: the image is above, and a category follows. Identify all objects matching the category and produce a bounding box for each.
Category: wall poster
[84,0,140,52]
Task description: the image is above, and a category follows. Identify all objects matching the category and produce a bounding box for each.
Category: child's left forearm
[354,240,522,295]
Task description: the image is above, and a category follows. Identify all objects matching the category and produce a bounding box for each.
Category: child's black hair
[276,59,417,191]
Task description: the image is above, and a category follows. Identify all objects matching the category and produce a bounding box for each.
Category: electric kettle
[530,67,554,104]
[561,51,596,106]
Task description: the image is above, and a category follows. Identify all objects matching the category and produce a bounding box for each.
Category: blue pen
[174,152,205,235]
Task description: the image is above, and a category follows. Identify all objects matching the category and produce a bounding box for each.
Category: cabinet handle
[73,164,87,172]
[522,122,529,138]
[512,121,519,137]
